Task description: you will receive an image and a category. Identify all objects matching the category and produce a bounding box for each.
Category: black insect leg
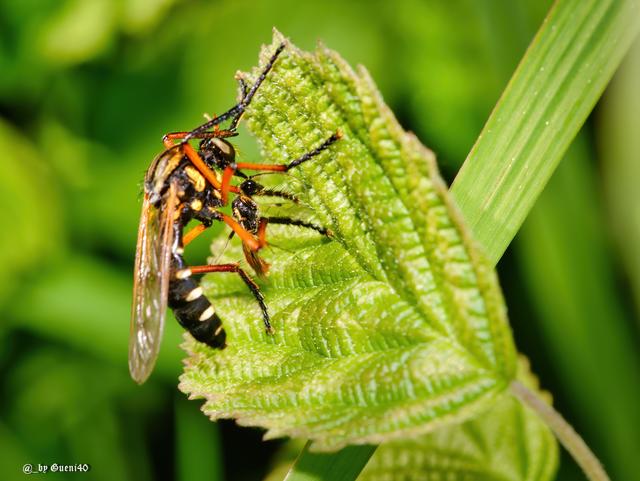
[262,217,332,237]
[236,76,250,99]
[234,131,342,172]
[228,42,286,130]
[191,264,272,334]
[255,189,298,203]
[185,42,286,138]
[238,178,299,203]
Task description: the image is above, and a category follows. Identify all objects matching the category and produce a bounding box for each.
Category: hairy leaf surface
[180,31,517,450]
[269,358,557,481]
[358,357,557,481]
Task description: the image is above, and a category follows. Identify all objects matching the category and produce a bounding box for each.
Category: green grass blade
[451,0,640,263]
[599,37,640,319]
[284,443,377,481]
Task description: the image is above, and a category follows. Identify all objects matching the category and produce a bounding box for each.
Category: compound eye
[240,179,262,195]
[211,138,235,162]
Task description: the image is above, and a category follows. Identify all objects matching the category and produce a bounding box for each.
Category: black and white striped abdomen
[168,256,226,348]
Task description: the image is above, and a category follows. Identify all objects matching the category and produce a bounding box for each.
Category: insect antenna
[212,231,235,265]
[229,42,286,130]
[185,42,286,139]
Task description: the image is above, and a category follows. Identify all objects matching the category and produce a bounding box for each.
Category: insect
[129,142,270,384]
[129,42,342,384]
[201,131,342,276]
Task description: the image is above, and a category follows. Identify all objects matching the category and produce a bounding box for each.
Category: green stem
[510,381,610,481]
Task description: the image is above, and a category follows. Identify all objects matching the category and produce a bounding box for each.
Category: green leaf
[358,357,557,481]
[276,357,557,481]
[179,31,517,450]
[450,0,640,263]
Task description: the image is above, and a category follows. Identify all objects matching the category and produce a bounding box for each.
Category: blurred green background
[1,1,638,480]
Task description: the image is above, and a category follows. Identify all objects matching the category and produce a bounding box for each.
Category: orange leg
[181,142,222,190]
[163,129,237,144]
[163,132,190,142]
[162,135,241,203]
[191,263,242,274]
[183,213,262,251]
[160,137,224,190]
[183,223,208,246]
[220,213,261,251]
[221,166,235,205]
[235,162,287,172]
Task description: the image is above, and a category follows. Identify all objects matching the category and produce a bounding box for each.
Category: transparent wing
[129,184,178,384]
